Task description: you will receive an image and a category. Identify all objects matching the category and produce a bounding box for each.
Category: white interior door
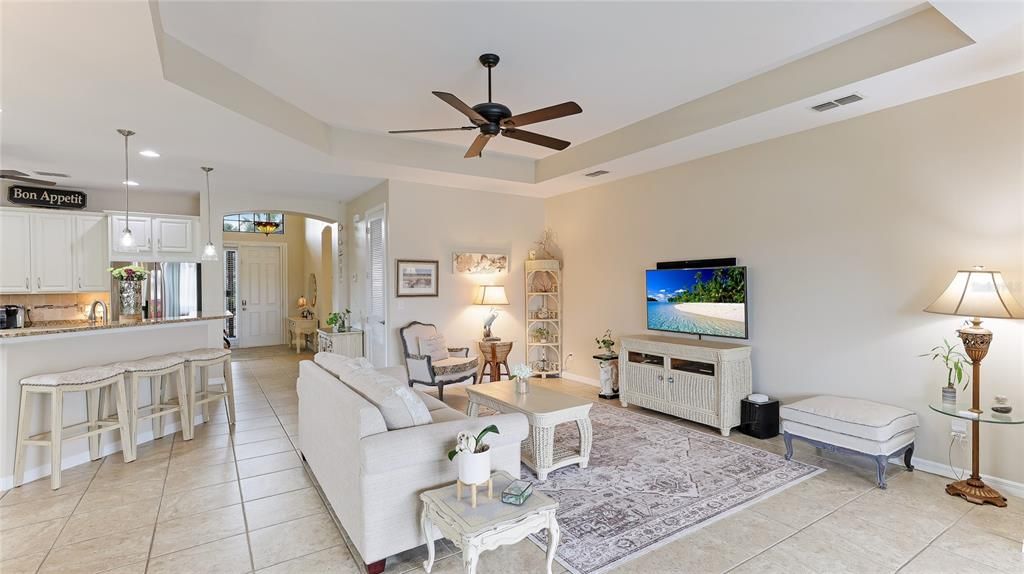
[238,245,284,347]
[366,209,387,367]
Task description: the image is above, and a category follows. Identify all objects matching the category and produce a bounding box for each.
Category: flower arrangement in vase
[532,326,552,344]
[511,363,534,394]
[920,339,970,408]
[109,265,150,320]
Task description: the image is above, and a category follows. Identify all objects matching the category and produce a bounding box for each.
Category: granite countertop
[0,312,233,339]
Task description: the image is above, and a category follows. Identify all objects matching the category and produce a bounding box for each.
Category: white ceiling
[0,2,1021,202]
[158,1,917,158]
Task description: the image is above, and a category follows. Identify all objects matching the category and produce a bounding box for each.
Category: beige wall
[545,73,1024,482]
[386,181,545,367]
[0,179,200,215]
[303,218,335,322]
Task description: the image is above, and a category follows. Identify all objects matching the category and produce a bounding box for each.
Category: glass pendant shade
[202,241,219,261]
[120,228,135,248]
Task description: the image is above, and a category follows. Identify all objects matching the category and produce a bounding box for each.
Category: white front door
[238,245,284,347]
[366,209,387,367]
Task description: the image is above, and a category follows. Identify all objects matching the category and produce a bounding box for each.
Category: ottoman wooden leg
[903,443,915,471]
[873,454,889,489]
[783,431,794,461]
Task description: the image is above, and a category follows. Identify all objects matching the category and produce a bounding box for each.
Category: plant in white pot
[920,338,970,408]
[448,425,500,486]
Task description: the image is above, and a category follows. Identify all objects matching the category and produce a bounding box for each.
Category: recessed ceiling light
[139,150,160,158]
[122,180,139,186]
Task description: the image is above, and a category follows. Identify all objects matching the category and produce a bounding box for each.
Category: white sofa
[297,357,528,573]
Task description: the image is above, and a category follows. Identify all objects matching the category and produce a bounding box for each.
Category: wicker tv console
[619,335,752,436]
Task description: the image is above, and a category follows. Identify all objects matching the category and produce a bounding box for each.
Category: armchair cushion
[432,356,478,379]
[419,334,450,362]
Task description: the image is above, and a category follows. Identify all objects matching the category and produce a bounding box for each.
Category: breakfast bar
[0,313,229,489]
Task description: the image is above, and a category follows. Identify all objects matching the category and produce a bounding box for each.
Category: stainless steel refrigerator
[109,261,202,322]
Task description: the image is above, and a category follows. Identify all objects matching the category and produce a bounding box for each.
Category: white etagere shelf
[525,259,562,378]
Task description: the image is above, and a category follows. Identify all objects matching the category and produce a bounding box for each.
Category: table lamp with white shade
[924,267,1024,506]
[473,285,509,341]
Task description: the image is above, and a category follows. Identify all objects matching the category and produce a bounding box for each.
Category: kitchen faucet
[87,300,108,325]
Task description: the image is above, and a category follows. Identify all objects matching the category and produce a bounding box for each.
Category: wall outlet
[565,352,575,364]
[951,419,968,434]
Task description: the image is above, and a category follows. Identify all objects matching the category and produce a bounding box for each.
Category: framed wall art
[453,251,509,274]
[396,259,439,297]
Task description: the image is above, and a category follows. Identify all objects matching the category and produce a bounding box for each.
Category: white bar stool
[14,365,135,490]
[110,354,192,450]
[178,348,235,427]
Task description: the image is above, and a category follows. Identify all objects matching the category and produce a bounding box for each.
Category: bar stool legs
[14,372,135,490]
[181,350,235,428]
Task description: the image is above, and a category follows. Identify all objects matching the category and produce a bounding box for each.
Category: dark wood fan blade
[433,92,487,125]
[0,170,56,186]
[501,101,582,128]
[464,134,492,158]
[501,128,570,151]
[388,126,477,134]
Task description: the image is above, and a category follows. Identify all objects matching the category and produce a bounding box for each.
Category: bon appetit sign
[8,186,87,210]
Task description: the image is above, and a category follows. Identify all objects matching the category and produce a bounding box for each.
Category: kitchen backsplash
[0,292,110,323]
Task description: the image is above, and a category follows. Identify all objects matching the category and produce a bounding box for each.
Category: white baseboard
[891,455,1024,500]
[560,371,601,388]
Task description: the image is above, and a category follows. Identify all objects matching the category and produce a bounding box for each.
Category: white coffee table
[420,470,560,574]
[466,381,593,480]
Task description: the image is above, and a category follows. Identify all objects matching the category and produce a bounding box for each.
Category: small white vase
[457,448,491,485]
[515,377,529,394]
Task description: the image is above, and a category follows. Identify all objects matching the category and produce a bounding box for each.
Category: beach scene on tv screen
[646,267,746,338]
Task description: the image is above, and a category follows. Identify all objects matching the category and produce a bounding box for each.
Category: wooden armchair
[399,321,478,401]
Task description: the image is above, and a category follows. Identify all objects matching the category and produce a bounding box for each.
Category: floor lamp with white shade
[924,267,1024,507]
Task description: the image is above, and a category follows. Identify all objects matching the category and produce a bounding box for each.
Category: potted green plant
[595,329,615,355]
[532,326,552,343]
[921,339,971,407]
[326,308,352,332]
[448,425,500,485]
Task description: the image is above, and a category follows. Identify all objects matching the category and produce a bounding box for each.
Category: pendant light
[116,129,136,248]
[200,166,218,261]
[254,218,281,236]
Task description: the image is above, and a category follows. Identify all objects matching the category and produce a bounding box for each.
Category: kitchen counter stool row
[12,347,235,490]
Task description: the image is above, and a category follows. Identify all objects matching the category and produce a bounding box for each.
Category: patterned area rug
[522,403,822,574]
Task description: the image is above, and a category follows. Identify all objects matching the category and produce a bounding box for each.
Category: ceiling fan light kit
[389,53,582,158]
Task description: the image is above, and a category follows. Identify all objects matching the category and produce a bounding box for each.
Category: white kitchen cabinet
[0,210,33,293]
[153,217,193,253]
[109,215,153,254]
[30,212,75,292]
[74,214,109,291]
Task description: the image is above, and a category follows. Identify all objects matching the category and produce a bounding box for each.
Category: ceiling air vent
[584,170,610,177]
[811,93,864,112]
[35,171,70,178]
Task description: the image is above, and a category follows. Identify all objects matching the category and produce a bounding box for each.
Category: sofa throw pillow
[313,352,373,381]
[418,335,450,363]
[343,369,432,429]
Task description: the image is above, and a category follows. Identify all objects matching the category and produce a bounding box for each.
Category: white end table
[420,470,560,574]
[466,381,593,480]
[287,317,317,354]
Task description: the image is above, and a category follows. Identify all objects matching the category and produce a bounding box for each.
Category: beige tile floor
[1,346,1021,574]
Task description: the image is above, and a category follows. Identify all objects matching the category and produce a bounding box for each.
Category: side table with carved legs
[420,471,560,574]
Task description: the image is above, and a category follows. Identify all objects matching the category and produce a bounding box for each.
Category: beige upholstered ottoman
[780,396,918,488]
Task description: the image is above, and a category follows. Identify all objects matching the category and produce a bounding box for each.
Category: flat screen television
[646,266,748,339]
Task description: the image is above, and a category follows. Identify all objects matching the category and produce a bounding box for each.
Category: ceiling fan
[389,53,582,158]
[0,170,56,186]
